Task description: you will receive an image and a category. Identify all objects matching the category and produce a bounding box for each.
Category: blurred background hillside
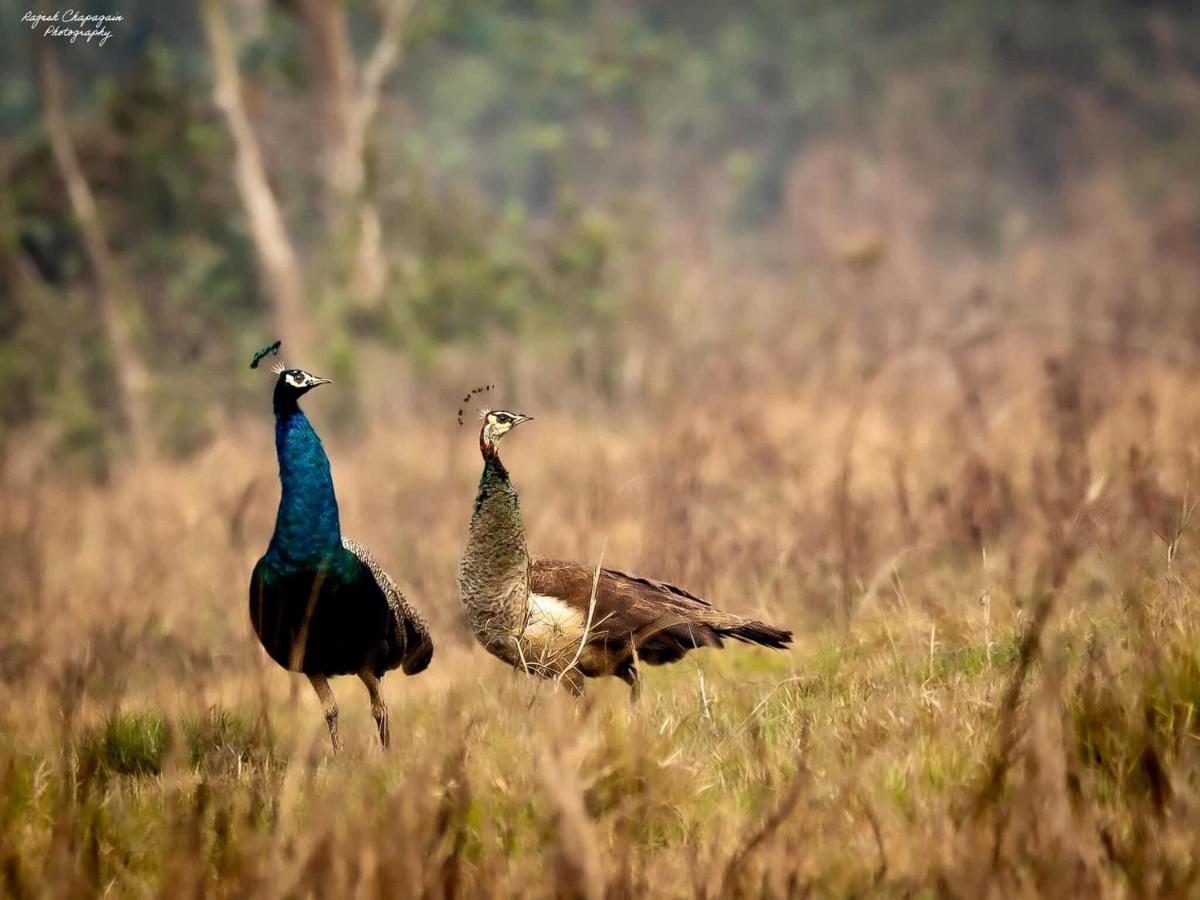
[4,0,1200,472]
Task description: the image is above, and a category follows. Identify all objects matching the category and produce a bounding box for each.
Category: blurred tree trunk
[301,0,356,212]
[300,0,413,306]
[202,0,310,360]
[35,38,151,456]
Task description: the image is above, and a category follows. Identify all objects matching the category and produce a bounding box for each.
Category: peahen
[249,358,432,749]
[457,407,792,697]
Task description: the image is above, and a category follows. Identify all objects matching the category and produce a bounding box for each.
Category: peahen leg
[307,674,343,751]
[559,667,586,697]
[358,669,390,749]
[617,663,642,703]
[618,640,642,704]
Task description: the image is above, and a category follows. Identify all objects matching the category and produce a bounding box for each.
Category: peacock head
[273,364,333,403]
[480,410,533,451]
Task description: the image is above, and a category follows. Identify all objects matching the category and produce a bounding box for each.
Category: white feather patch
[524,593,585,639]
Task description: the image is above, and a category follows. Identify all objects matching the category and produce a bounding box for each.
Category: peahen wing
[530,559,790,666]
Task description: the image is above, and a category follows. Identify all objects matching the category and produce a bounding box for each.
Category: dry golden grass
[4,172,1200,897]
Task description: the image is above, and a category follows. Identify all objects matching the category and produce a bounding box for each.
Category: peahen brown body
[457,410,792,696]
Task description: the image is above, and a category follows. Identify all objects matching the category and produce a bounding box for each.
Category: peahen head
[480,410,532,453]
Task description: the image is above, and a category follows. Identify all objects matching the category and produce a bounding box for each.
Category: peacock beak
[514,414,533,425]
[310,377,333,387]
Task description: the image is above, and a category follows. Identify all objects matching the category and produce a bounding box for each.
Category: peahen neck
[458,444,530,653]
[265,394,343,573]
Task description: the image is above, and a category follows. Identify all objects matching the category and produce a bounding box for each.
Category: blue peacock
[248,344,432,750]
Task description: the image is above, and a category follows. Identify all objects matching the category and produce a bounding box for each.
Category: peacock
[248,348,432,749]
[457,403,792,697]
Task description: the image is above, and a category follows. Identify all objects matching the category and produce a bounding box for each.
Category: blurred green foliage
[2,0,1198,468]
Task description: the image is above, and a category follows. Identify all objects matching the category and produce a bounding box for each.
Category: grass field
[5,0,1200,891]
[4,307,1200,898]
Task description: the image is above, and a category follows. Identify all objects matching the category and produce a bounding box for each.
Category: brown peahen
[457,409,792,697]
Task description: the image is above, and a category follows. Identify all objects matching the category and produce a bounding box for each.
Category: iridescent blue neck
[265,401,342,572]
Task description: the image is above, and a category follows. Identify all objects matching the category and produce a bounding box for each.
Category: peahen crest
[457,385,494,425]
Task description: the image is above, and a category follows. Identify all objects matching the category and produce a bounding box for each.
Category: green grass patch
[76,708,278,781]
[79,711,169,778]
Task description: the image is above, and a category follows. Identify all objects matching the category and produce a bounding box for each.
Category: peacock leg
[358,669,390,749]
[307,674,343,751]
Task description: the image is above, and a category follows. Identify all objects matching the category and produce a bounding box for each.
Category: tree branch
[201,0,309,358]
[35,34,150,453]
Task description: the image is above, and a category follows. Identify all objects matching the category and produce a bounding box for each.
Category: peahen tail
[721,619,793,649]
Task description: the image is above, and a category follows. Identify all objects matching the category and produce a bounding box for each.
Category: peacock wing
[342,538,434,674]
